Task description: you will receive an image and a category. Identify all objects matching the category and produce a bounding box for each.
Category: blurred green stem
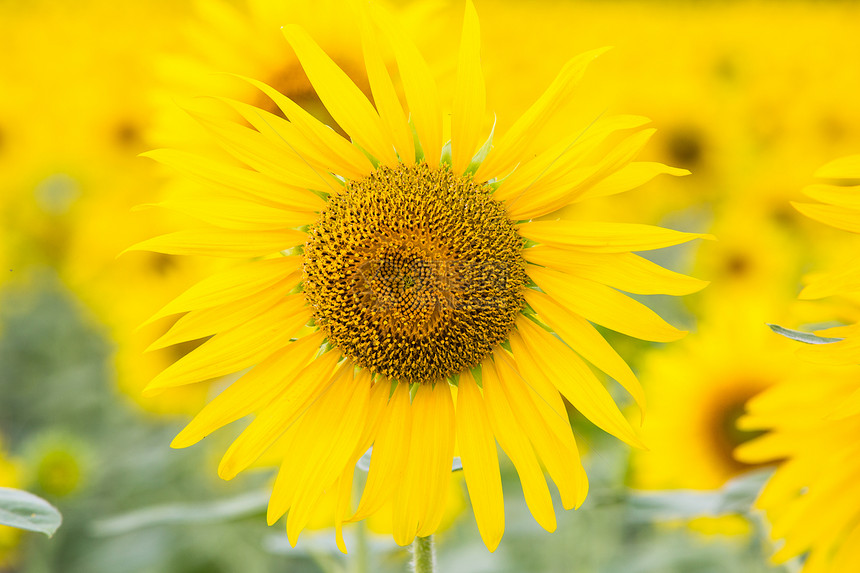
[350,520,369,573]
[411,535,435,573]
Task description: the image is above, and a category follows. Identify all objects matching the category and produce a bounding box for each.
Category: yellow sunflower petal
[144,296,312,393]
[145,257,300,323]
[152,195,312,231]
[267,421,306,524]
[286,367,370,547]
[359,10,414,164]
[282,24,398,166]
[456,370,504,552]
[475,47,609,182]
[127,228,305,258]
[800,184,860,209]
[334,463,356,554]
[493,115,650,204]
[528,265,686,342]
[813,154,860,179]
[523,290,644,417]
[494,352,587,510]
[523,247,707,296]
[828,387,860,420]
[148,271,299,350]
[481,357,557,532]
[390,384,455,544]
[505,331,573,435]
[217,350,342,480]
[505,129,658,219]
[186,108,342,192]
[351,381,411,522]
[171,332,325,449]
[236,75,375,179]
[518,220,712,253]
[415,383,456,538]
[213,96,371,182]
[797,337,860,366]
[353,374,390,456]
[800,265,860,300]
[830,521,860,571]
[371,2,442,164]
[451,0,486,174]
[516,316,645,449]
[773,465,860,560]
[792,201,860,233]
[575,162,690,202]
[143,149,324,212]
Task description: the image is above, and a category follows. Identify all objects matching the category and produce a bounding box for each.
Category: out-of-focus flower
[630,298,845,493]
[737,155,860,572]
[472,1,860,230]
[0,0,217,414]
[134,0,706,553]
[21,431,92,499]
[690,208,806,316]
[151,0,431,150]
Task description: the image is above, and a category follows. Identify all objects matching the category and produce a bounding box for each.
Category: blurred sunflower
[152,0,430,150]
[136,1,707,552]
[0,0,216,414]
[631,301,782,492]
[737,155,860,572]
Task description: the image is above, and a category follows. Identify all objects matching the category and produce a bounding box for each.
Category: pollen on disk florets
[303,162,526,384]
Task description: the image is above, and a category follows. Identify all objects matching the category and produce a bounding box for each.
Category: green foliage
[0,487,62,537]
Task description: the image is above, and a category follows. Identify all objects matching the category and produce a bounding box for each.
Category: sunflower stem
[353,520,369,573]
[411,535,436,573]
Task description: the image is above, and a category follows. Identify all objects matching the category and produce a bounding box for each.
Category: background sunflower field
[2,0,859,572]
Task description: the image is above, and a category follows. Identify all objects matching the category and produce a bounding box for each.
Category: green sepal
[281,244,304,257]
[464,116,496,176]
[470,365,483,388]
[409,117,425,162]
[768,323,842,345]
[485,166,517,192]
[520,300,537,316]
[440,140,453,167]
[524,311,554,333]
[353,142,381,169]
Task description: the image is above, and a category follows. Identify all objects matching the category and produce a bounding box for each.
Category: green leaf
[768,323,843,344]
[91,489,269,536]
[0,487,62,537]
[628,469,772,521]
[409,117,425,163]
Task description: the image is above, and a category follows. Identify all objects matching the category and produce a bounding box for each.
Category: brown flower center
[303,163,526,383]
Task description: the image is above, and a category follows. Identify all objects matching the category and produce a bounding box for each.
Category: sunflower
[151,0,431,151]
[737,155,860,572]
[134,1,708,552]
[631,300,785,493]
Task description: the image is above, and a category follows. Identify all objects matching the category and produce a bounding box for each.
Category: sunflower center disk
[303,163,526,384]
